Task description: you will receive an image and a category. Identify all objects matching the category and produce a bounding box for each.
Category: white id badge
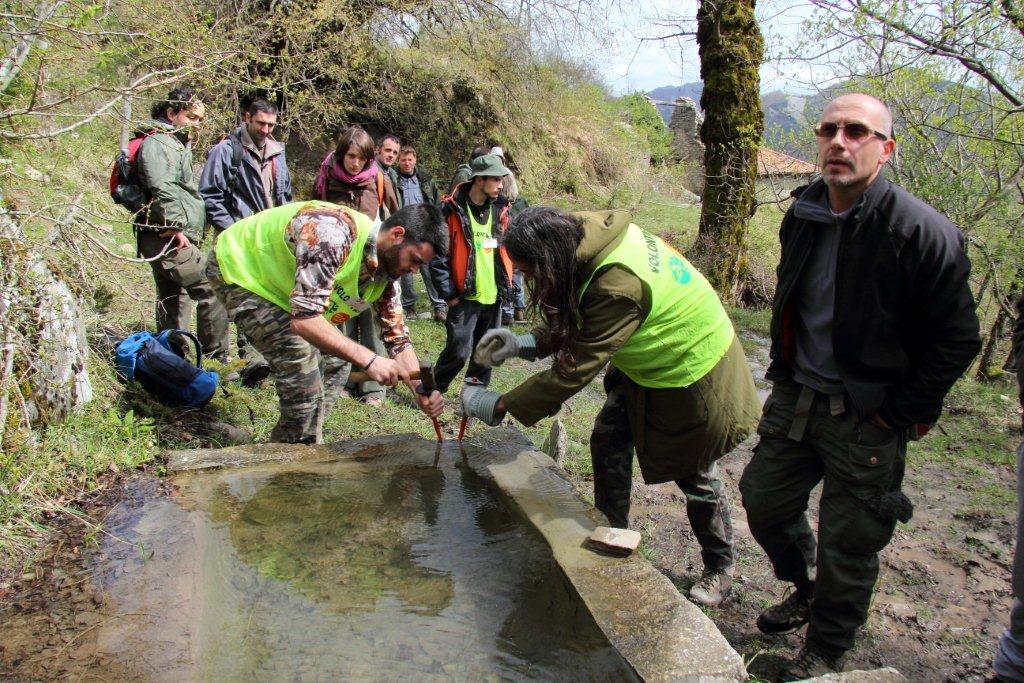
[482,237,499,250]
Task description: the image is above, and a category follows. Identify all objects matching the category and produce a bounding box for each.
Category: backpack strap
[225,132,244,202]
[156,328,205,369]
[376,171,385,208]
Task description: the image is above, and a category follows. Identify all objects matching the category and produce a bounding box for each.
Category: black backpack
[224,132,245,206]
[109,131,155,213]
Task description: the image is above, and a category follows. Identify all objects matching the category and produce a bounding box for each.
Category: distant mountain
[647,82,811,157]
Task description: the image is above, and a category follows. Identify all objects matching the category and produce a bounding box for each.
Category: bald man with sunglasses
[739,93,981,680]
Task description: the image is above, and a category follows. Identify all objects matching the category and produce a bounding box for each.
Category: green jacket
[135,118,206,241]
[502,210,759,482]
[448,163,472,194]
[394,166,440,207]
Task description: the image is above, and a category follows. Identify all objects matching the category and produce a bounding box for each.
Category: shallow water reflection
[95,447,638,681]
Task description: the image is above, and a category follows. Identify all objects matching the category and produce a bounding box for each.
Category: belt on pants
[787,384,846,442]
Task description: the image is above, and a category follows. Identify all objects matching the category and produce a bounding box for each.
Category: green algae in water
[131,451,639,680]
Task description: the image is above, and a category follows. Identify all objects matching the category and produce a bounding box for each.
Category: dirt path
[0,476,171,681]
[628,445,1014,682]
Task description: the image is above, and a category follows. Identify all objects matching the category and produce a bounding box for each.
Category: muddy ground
[631,335,1017,682]
[633,445,1014,682]
[0,474,171,682]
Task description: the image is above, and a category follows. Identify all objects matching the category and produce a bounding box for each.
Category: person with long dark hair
[462,206,761,607]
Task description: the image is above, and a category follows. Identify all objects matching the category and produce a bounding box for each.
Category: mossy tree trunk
[693,0,763,304]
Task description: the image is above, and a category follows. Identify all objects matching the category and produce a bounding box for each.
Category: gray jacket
[199,127,293,230]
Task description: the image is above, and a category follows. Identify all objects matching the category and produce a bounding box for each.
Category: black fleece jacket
[767,175,982,430]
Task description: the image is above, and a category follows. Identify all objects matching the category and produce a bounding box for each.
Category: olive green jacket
[502,209,760,483]
[135,118,206,241]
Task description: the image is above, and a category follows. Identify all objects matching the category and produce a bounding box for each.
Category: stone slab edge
[164,433,410,472]
[465,428,746,683]
[803,668,906,682]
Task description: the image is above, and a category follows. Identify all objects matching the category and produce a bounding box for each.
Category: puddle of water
[92,446,638,681]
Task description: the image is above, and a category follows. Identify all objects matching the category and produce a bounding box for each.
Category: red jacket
[427,183,514,301]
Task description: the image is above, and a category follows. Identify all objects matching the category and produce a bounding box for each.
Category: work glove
[473,329,537,367]
[460,378,503,426]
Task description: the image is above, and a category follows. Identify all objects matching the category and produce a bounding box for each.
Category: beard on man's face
[380,244,406,278]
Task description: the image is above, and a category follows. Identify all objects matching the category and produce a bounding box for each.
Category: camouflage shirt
[286,205,411,356]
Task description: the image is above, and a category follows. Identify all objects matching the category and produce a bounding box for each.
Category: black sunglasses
[814,121,890,142]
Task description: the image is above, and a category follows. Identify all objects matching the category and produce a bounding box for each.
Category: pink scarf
[313,150,378,199]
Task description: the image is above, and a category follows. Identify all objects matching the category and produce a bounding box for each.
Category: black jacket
[767,175,982,429]
[426,183,512,303]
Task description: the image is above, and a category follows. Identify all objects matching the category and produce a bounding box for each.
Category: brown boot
[688,568,733,607]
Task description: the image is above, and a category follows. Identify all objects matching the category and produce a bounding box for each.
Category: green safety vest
[465,203,498,305]
[580,224,734,388]
[215,201,390,324]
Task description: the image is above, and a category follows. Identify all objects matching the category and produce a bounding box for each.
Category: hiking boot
[403,305,417,317]
[432,308,447,323]
[757,587,813,635]
[777,646,845,681]
[688,569,733,607]
[239,361,271,389]
[502,313,514,326]
[513,307,527,323]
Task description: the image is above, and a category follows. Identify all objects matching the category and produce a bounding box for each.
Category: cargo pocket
[837,438,897,490]
[164,243,208,289]
[756,384,798,438]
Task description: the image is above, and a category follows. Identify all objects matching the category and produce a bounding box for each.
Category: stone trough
[159,427,746,681]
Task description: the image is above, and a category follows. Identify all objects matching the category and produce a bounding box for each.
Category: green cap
[469,153,511,178]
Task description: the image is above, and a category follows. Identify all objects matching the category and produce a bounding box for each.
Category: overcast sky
[594,0,819,95]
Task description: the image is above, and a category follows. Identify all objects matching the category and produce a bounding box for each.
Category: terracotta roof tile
[757,148,816,176]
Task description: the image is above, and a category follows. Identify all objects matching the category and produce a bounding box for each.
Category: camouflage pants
[206,253,351,444]
[590,376,736,572]
[138,229,228,360]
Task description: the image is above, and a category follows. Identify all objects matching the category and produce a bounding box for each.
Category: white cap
[490,146,505,158]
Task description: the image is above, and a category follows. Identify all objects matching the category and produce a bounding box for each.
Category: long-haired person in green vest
[462,206,761,607]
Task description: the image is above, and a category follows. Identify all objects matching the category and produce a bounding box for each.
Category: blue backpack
[115,329,219,408]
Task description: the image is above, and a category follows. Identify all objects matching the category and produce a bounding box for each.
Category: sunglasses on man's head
[813,121,890,142]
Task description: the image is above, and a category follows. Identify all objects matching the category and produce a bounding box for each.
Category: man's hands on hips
[159,229,190,250]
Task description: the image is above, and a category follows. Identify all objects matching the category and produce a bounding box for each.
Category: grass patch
[908,375,1020,469]
[0,366,160,564]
